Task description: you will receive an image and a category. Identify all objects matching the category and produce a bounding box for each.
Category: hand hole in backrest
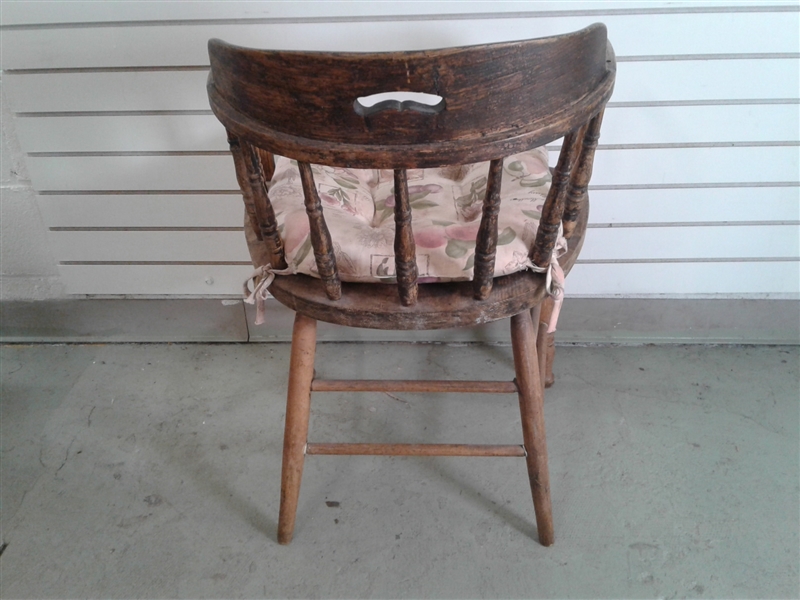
[353,91,445,117]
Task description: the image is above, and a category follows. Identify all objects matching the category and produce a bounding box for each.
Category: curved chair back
[208,26,615,307]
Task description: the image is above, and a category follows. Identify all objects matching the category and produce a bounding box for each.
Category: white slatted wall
[1,1,798,297]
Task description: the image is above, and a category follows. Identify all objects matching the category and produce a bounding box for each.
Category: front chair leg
[511,309,554,546]
[277,313,318,545]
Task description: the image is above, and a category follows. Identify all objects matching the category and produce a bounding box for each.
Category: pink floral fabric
[269,147,556,282]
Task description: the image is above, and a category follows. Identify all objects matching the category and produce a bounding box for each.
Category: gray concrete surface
[1,343,798,598]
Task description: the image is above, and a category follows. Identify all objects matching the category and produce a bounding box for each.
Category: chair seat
[269,198,589,330]
[269,148,556,283]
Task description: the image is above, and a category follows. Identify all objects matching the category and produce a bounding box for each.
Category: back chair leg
[511,308,555,546]
[532,297,556,388]
[544,330,556,388]
[277,313,318,545]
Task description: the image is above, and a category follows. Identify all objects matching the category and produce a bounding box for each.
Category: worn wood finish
[393,169,418,306]
[306,443,526,457]
[208,26,615,547]
[268,202,588,330]
[544,332,556,388]
[473,158,504,300]
[210,25,613,326]
[226,133,261,240]
[256,147,275,181]
[535,301,551,394]
[207,25,615,168]
[311,379,517,394]
[537,297,557,388]
[244,140,287,269]
[297,161,341,301]
[271,269,545,331]
[277,313,317,545]
[510,309,554,546]
[563,110,605,239]
[531,127,586,269]
[227,137,278,269]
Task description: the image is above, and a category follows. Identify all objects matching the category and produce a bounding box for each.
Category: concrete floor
[1,342,798,598]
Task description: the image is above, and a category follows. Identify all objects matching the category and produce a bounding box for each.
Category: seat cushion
[269,147,553,283]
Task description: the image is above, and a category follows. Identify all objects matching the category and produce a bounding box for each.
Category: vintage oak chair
[207,24,615,546]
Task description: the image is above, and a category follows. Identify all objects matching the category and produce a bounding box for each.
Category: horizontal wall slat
[3,12,798,70]
[3,2,795,27]
[2,71,211,113]
[587,187,800,224]
[567,261,800,296]
[59,264,254,295]
[580,225,799,261]
[612,60,800,104]
[57,261,800,296]
[15,115,228,153]
[51,231,250,262]
[5,3,798,299]
[592,146,799,187]
[5,59,798,114]
[598,104,800,145]
[15,104,799,153]
[37,195,245,228]
[27,155,238,190]
[48,225,798,263]
[26,147,800,191]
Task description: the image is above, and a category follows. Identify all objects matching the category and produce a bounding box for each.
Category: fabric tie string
[526,237,567,333]
[243,264,293,325]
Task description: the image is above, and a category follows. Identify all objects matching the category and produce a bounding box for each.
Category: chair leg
[277,313,318,545]
[532,297,556,388]
[511,309,554,546]
[544,331,556,389]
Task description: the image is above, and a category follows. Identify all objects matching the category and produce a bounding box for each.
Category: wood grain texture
[511,308,554,546]
[297,161,341,300]
[207,24,615,167]
[311,379,517,393]
[208,25,613,324]
[393,168,419,306]
[224,133,261,240]
[535,297,557,388]
[256,147,276,181]
[206,29,617,548]
[531,127,586,268]
[473,158,504,300]
[563,110,604,239]
[277,313,317,545]
[241,138,287,268]
[305,443,526,457]
[268,202,590,330]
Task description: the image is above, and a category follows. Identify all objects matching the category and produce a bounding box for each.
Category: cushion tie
[526,237,567,333]
[243,264,294,325]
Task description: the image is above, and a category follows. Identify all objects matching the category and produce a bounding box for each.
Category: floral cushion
[267,147,554,283]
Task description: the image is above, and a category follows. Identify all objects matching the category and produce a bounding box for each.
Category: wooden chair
[207,25,615,546]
